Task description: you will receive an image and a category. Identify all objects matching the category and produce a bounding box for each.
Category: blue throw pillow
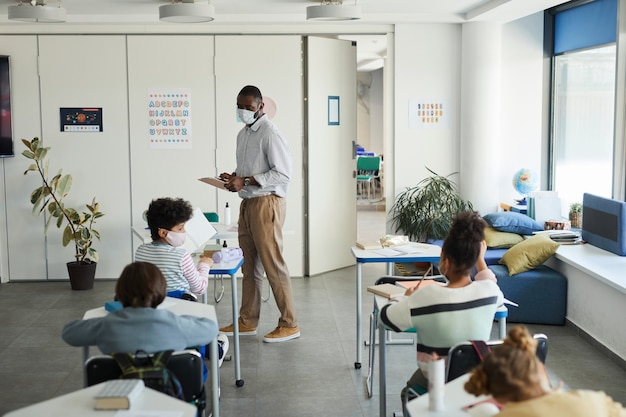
[483,212,544,235]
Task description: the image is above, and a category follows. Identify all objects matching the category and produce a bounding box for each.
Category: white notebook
[182,207,218,254]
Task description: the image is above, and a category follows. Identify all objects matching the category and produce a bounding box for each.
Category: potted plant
[22,137,104,290]
[390,167,474,242]
[569,202,582,229]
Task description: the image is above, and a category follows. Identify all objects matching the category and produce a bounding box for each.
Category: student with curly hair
[465,325,626,417]
[135,197,213,299]
[379,211,504,406]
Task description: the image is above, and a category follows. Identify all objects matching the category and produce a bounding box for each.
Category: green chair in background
[356,156,381,201]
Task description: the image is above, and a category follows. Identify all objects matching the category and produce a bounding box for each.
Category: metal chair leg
[366,310,377,397]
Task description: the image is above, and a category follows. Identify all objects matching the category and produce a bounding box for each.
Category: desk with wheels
[350,244,442,369]
[82,297,221,417]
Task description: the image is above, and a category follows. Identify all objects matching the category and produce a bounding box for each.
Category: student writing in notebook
[378,211,504,412]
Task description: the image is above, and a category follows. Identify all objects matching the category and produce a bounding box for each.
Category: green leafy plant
[22,137,104,263]
[569,202,582,213]
[390,167,474,242]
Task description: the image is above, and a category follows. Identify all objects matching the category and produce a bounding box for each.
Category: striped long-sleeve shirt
[379,269,503,377]
[135,242,209,294]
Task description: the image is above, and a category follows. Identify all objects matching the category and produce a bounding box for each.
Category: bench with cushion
[489,264,567,325]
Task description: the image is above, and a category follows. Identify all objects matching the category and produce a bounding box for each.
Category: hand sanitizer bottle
[224,202,231,225]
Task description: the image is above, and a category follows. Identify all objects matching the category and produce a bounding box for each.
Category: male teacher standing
[219,85,300,343]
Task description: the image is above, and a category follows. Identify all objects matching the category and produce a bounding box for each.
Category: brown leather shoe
[219,319,257,336]
[263,326,300,343]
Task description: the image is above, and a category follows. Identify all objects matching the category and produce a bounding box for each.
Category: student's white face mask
[165,230,186,247]
[237,108,257,125]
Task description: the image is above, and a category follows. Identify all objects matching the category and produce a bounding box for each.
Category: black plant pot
[66,261,97,290]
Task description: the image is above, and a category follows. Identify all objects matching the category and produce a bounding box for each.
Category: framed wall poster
[328,96,340,126]
[60,107,103,132]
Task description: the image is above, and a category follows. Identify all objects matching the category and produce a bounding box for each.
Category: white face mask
[165,230,187,247]
[237,108,257,125]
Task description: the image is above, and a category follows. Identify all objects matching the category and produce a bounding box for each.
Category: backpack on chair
[112,349,185,400]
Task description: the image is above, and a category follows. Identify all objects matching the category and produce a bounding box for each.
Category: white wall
[37,35,132,280]
[391,16,545,216]
[499,14,545,206]
[126,35,218,251]
[393,24,462,198]
[356,72,372,151]
[0,36,43,282]
[547,256,626,361]
[369,68,385,156]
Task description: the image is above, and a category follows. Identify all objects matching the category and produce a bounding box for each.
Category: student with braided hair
[465,325,626,417]
[379,211,504,407]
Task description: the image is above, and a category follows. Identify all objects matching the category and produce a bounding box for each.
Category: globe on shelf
[512,168,538,205]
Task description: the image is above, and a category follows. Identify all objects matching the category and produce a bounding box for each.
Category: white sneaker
[217,333,229,367]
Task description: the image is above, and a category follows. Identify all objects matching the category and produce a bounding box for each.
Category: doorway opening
[337,34,388,242]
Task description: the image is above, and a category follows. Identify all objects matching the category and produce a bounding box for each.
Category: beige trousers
[237,194,298,328]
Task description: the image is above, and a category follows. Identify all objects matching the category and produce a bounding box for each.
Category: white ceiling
[0,0,568,25]
[0,0,569,71]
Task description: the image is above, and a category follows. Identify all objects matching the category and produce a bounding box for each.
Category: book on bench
[95,379,144,410]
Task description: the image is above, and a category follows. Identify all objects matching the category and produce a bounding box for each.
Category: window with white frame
[552,45,615,205]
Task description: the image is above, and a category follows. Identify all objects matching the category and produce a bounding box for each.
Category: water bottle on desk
[428,357,445,411]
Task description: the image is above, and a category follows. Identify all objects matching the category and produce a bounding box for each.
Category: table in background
[350,244,442,369]
[3,382,197,417]
[83,297,221,417]
[405,373,491,417]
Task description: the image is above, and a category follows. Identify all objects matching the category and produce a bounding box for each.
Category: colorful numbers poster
[147,89,193,149]
[408,99,450,128]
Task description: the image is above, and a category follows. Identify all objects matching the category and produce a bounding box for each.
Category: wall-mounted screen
[0,56,13,158]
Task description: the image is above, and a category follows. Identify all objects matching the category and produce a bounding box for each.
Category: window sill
[553,243,626,295]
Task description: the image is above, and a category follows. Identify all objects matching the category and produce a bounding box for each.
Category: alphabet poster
[147,89,193,149]
[408,99,450,128]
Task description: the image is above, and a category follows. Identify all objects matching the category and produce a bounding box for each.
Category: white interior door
[306,37,358,276]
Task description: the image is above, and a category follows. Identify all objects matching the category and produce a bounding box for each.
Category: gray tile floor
[1,206,625,416]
